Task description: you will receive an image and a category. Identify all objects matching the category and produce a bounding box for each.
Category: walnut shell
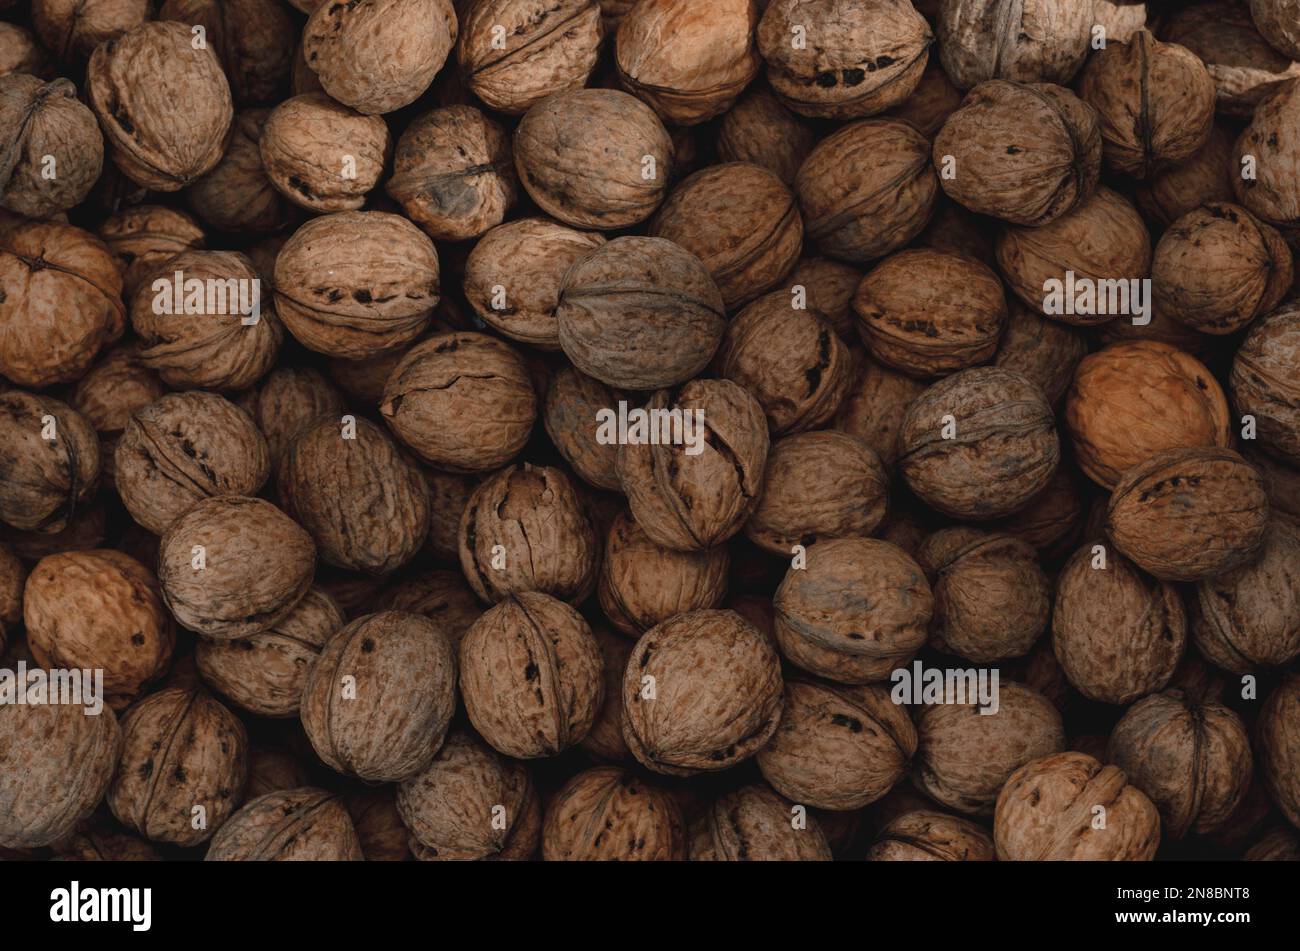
[187,110,291,232]
[0,495,107,561]
[934,80,1101,227]
[1252,0,1300,60]
[236,365,345,467]
[87,21,234,190]
[867,809,994,861]
[993,300,1087,407]
[0,541,24,638]
[0,76,103,218]
[205,788,362,861]
[423,469,477,563]
[993,751,1161,860]
[541,766,686,860]
[0,390,99,534]
[580,624,635,761]
[300,611,457,782]
[1247,445,1300,529]
[0,23,49,79]
[690,785,833,861]
[784,256,862,340]
[108,687,249,846]
[938,0,1092,89]
[1232,76,1300,232]
[898,367,1060,519]
[1231,303,1300,466]
[543,365,623,491]
[71,346,164,486]
[341,787,411,862]
[1106,447,1270,582]
[159,0,294,105]
[53,822,161,862]
[833,352,927,468]
[96,204,206,297]
[622,609,782,776]
[1244,825,1300,860]
[373,569,481,648]
[1257,674,1300,827]
[158,496,315,641]
[888,57,964,138]
[716,87,815,186]
[32,0,150,62]
[1134,123,1237,227]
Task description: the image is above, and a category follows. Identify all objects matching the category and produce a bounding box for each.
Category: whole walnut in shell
[87,22,234,190]
[0,390,99,534]
[205,788,362,861]
[96,204,205,296]
[938,0,1092,89]
[784,256,862,340]
[108,687,249,846]
[0,76,102,218]
[32,0,149,63]
[0,541,24,643]
[1232,78,1300,231]
[1134,124,1237,228]
[580,624,635,761]
[1257,674,1300,828]
[717,88,815,186]
[260,94,389,214]
[235,365,345,466]
[543,366,623,491]
[541,766,686,860]
[374,569,482,648]
[622,609,783,776]
[186,110,291,233]
[422,471,478,564]
[158,0,294,105]
[300,611,457,783]
[867,809,994,861]
[0,23,49,78]
[993,752,1161,860]
[993,301,1087,407]
[1231,304,1300,465]
[690,785,833,861]
[1252,0,1300,60]
[834,353,927,468]
[888,58,964,138]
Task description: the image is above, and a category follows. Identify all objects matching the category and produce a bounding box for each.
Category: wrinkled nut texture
[1257,674,1300,828]
[0,390,99,534]
[993,301,1087,407]
[108,687,249,846]
[1195,525,1300,673]
[300,611,457,783]
[867,810,994,861]
[1134,123,1236,228]
[1231,304,1300,466]
[159,496,315,641]
[717,88,815,186]
[0,75,102,218]
[889,58,964,138]
[1232,77,1300,230]
[834,353,927,468]
[373,569,482,648]
[938,0,1092,89]
[542,766,686,860]
[1252,0,1300,60]
[205,788,362,861]
[785,256,862,340]
[543,365,623,491]
[580,625,635,761]
[32,0,150,62]
[622,609,783,776]
[260,94,389,213]
[422,471,478,564]
[774,537,932,683]
[0,23,48,78]
[158,0,295,105]
[96,204,205,297]
[186,110,291,233]
[690,785,833,861]
[236,365,345,466]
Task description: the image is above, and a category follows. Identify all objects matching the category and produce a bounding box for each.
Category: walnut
[616,379,768,550]
[0,495,107,561]
[1235,86,1300,244]
[833,353,927,468]
[1231,303,1300,465]
[514,88,673,230]
[1134,124,1237,227]
[116,391,271,536]
[0,391,100,534]
[993,752,1161,860]
[1108,690,1252,839]
[195,586,344,717]
[87,22,234,190]
[1094,1,1149,43]
[1252,0,1300,59]
[1153,203,1292,335]
[556,236,725,390]
[716,87,815,186]
[53,821,161,862]
[773,537,932,683]
[795,118,937,263]
[0,23,51,78]
[994,301,1087,407]
[108,686,248,846]
[423,469,477,563]
[1257,674,1300,828]
[300,611,457,782]
[32,0,149,62]
[867,809,994,861]
[784,256,861,340]
[0,541,24,645]
[1248,445,1300,529]
[159,0,294,105]
[158,496,315,641]
[205,788,363,861]
[898,367,1060,519]
[0,701,120,848]
[934,81,1101,227]
[373,569,482,648]
[274,211,439,359]
[302,0,457,115]
[1052,542,1186,705]
[0,76,102,218]
[71,345,164,487]
[938,0,1093,89]
[541,766,686,860]
[888,58,964,138]
[339,787,409,862]
[690,785,833,861]
[96,204,206,297]
[1106,447,1270,582]
[235,366,345,467]
[580,624,635,761]
[622,609,782,776]
[0,221,125,387]
[543,366,623,491]
[1244,825,1300,861]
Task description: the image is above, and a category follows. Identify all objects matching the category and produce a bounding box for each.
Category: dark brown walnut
[1108,690,1252,839]
[186,109,291,232]
[995,187,1152,325]
[0,542,23,648]
[0,76,102,218]
[914,682,1064,816]
[1095,304,1216,359]
[1252,0,1300,59]
[300,611,457,782]
[205,788,362,861]
[0,221,125,388]
[717,88,815,186]
[934,81,1100,227]
[580,624,635,761]
[72,344,164,485]
[25,550,174,709]
[556,236,725,390]
[599,510,728,636]
[158,496,315,641]
[541,766,686,860]
[867,809,994,861]
[459,464,596,604]
[466,219,604,349]
[888,58,964,138]
[690,785,833,861]
[0,391,99,534]
[773,537,932,683]
[745,431,888,556]
[32,0,149,62]
[916,197,996,266]
[623,609,782,776]
[1094,0,1149,43]
[397,729,540,860]
[918,528,1049,664]
[543,366,623,491]
[1106,447,1270,582]
[96,204,206,297]
[834,352,927,468]
[278,416,430,577]
[784,256,862,340]
[1194,525,1300,673]
[717,292,852,433]
[1078,31,1215,179]
[1134,124,1237,228]
[274,211,439,359]
[159,0,294,105]
[342,787,411,862]
[993,301,1087,407]
[423,469,477,563]
[373,569,482,648]
[1232,304,1300,465]
[938,0,1092,89]
[1153,203,1292,335]
[514,88,674,230]
[302,0,456,115]
[1247,446,1300,529]
[0,495,107,561]
[1065,342,1232,490]
[758,0,932,118]
[0,23,49,78]
[796,118,937,263]
[87,22,234,190]
[1233,78,1300,237]
[314,569,383,619]
[616,380,769,551]
[235,366,345,467]
[1245,826,1300,861]
[898,367,1060,520]
[617,0,758,125]
[1052,543,1186,705]
[993,752,1161,860]
[460,592,603,758]
[853,248,1006,378]
[108,687,248,846]
[116,391,271,536]
[53,822,161,862]
[1258,675,1300,827]
[195,586,344,718]
[0,701,120,849]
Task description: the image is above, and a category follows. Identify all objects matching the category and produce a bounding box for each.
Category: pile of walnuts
[0,0,1298,864]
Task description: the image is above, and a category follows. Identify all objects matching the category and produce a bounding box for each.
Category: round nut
[541,766,686,861]
[205,788,363,861]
